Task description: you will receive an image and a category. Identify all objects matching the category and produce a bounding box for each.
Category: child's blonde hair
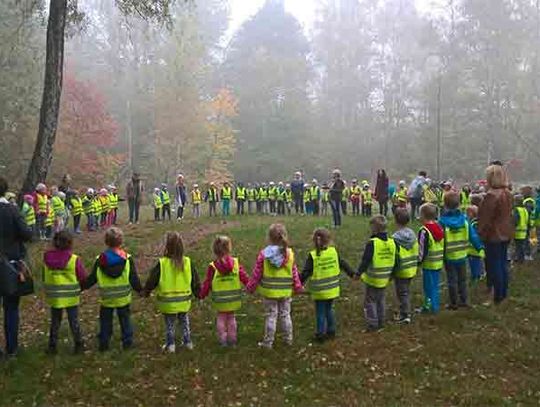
[369,215,387,234]
[164,231,184,268]
[466,205,478,220]
[268,223,289,255]
[443,191,460,210]
[213,235,232,258]
[105,227,123,248]
[420,203,438,221]
[312,228,331,256]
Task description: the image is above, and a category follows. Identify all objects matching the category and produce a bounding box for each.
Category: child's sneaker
[257,341,273,349]
[184,342,194,351]
[162,344,176,353]
[397,316,411,325]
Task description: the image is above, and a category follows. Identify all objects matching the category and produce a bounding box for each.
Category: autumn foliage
[51,72,125,185]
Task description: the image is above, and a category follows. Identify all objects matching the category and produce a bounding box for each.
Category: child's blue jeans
[468,256,483,282]
[514,239,526,262]
[99,305,133,349]
[422,269,440,313]
[315,300,335,335]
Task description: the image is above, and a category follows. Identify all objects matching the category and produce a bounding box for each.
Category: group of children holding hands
[41,186,493,354]
[21,182,119,240]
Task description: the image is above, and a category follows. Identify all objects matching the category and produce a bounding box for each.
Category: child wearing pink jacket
[246,223,303,349]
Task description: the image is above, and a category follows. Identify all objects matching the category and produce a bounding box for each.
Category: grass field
[1,209,540,406]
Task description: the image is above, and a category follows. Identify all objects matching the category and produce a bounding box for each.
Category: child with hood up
[438,191,483,310]
[199,236,249,347]
[246,223,302,348]
[392,208,419,324]
[43,231,86,354]
[82,227,142,351]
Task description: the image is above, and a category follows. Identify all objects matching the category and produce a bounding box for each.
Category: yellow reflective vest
[211,258,242,312]
[515,207,529,240]
[395,241,419,279]
[309,247,340,300]
[361,238,396,288]
[157,257,192,313]
[444,223,469,262]
[258,249,295,299]
[97,255,132,308]
[421,227,444,270]
[70,197,83,216]
[44,255,81,308]
[22,202,36,226]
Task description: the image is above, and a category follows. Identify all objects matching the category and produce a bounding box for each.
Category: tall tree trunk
[22,0,67,193]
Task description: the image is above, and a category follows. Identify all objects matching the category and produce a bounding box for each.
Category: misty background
[2,0,540,187]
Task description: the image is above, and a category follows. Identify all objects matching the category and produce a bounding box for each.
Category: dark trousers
[364,285,385,330]
[378,200,389,217]
[341,201,347,215]
[330,199,342,227]
[162,204,171,221]
[269,200,276,214]
[362,204,372,217]
[248,201,255,214]
[154,208,161,221]
[49,306,83,349]
[128,200,140,223]
[514,239,526,263]
[410,197,422,219]
[209,201,217,216]
[352,201,360,216]
[1,296,20,355]
[237,200,245,215]
[294,195,304,214]
[485,242,509,304]
[311,200,320,216]
[112,208,118,225]
[99,305,133,349]
[73,214,81,231]
[315,300,335,335]
[469,256,483,282]
[176,205,184,220]
[277,201,285,215]
[445,261,468,306]
[394,278,412,318]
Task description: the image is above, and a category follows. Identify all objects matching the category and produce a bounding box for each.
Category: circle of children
[6,172,539,355]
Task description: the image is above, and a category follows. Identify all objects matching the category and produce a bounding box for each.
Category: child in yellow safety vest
[350,180,361,216]
[392,208,419,324]
[82,188,96,232]
[205,182,219,217]
[152,188,163,221]
[69,190,83,234]
[144,232,200,353]
[199,236,249,347]
[300,228,354,342]
[513,194,529,264]
[321,184,329,216]
[521,186,535,260]
[43,231,87,354]
[191,184,202,218]
[108,185,120,225]
[438,191,483,309]
[33,183,50,240]
[82,227,142,351]
[418,203,445,314]
[356,215,399,332]
[466,205,485,283]
[361,183,373,217]
[246,223,302,348]
[22,194,36,235]
[98,188,111,227]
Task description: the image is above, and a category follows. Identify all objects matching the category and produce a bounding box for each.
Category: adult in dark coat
[0,177,33,356]
[175,174,187,220]
[374,169,389,216]
[329,169,345,227]
[126,173,144,224]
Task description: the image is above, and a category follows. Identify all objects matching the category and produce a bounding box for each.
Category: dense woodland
[2,0,540,188]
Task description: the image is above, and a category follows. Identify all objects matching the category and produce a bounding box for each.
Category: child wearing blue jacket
[439,191,483,310]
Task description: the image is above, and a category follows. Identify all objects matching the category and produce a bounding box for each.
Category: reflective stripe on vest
[44,254,81,308]
[99,196,110,212]
[221,187,231,200]
[37,193,48,214]
[361,238,396,288]
[422,227,444,270]
[258,249,294,299]
[51,196,65,216]
[161,191,170,205]
[268,187,277,200]
[154,194,163,209]
[208,188,218,202]
[467,219,485,258]
[22,202,36,226]
[444,223,469,261]
[236,187,246,200]
[211,258,242,312]
[259,188,268,200]
[70,197,83,216]
[191,190,202,204]
[362,190,372,203]
[108,193,119,209]
[515,207,529,240]
[247,188,256,200]
[396,242,419,279]
[309,247,340,300]
[97,256,132,308]
[157,257,192,313]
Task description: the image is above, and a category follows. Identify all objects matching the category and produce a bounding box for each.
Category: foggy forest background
[3,0,540,187]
